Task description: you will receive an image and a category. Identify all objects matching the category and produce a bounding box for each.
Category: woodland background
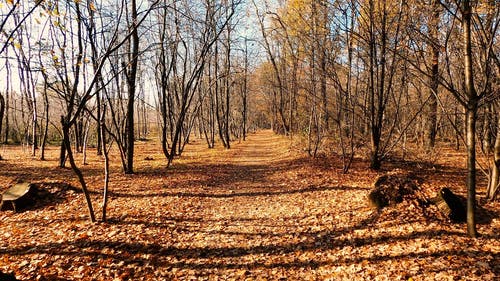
[0,0,499,279]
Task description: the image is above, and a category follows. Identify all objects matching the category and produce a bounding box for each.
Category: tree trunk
[487,111,500,200]
[463,0,477,237]
[423,0,439,151]
[214,42,228,148]
[31,95,37,157]
[242,38,248,141]
[0,93,4,148]
[3,91,8,144]
[87,1,102,156]
[482,104,494,153]
[465,105,478,237]
[40,84,49,161]
[101,118,110,222]
[96,91,102,156]
[209,80,216,147]
[82,121,90,165]
[75,117,84,153]
[255,3,288,135]
[59,117,67,168]
[124,0,139,174]
[62,118,96,222]
[368,0,381,170]
[224,24,231,149]
[290,59,297,138]
[4,48,10,144]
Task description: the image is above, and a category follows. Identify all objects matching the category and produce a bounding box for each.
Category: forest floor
[0,130,499,280]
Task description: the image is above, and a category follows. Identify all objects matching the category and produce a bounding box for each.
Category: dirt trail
[134,130,379,278]
[221,130,293,165]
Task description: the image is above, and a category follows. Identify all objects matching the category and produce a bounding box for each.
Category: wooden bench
[0,183,32,212]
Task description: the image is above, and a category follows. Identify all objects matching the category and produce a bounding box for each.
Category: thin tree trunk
[59,122,67,168]
[424,0,440,150]
[254,2,288,135]
[0,94,4,138]
[224,38,231,149]
[3,91,8,144]
[0,93,4,159]
[487,110,500,200]
[31,95,37,157]
[62,119,96,222]
[209,81,215,147]
[242,37,248,141]
[4,48,10,144]
[87,1,102,156]
[289,59,297,138]
[465,105,478,237]
[463,0,477,237]
[215,44,228,148]
[40,84,49,161]
[482,104,494,153]
[96,91,102,156]
[82,121,90,165]
[101,118,110,222]
[368,0,381,170]
[124,0,139,174]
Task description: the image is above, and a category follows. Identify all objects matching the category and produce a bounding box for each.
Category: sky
[0,0,271,100]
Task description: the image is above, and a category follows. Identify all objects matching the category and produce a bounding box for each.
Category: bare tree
[253,0,289,135]
[36,0,160,221]
[0,0,42,55]
[423,0,441,150]
[123,0,140,174]
[358,0,407,169]
[154,0,237,166]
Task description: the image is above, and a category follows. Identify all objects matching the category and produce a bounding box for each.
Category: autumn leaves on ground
[1,130,499,280]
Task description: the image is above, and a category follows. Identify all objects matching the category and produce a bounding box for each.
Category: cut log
[1,183,33,212]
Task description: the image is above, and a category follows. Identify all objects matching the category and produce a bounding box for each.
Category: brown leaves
[0,131,499,280]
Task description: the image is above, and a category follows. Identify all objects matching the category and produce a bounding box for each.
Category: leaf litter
[0,130,499,280]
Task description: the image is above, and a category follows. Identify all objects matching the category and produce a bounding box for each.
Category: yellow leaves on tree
[357,0,404,30]
[52,54,60,66]
[272,0,330,63]
[89,2,97,12]
[277,0,328,39]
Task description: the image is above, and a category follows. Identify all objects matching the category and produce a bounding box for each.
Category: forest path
[127,129,378,277]
[218,129,293,165]
[170,129,359,216]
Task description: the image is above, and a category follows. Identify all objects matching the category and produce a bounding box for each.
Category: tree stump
[431,188,466,223]
[368,174,419,209]
[1,183,34,212]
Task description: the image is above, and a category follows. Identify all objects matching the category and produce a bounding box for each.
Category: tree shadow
[101,209,378,239]
[0,162,103,194]
[1,220,491,276]
[1,185,498,278]
[476,203,499,225]
[107,184,369,199]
